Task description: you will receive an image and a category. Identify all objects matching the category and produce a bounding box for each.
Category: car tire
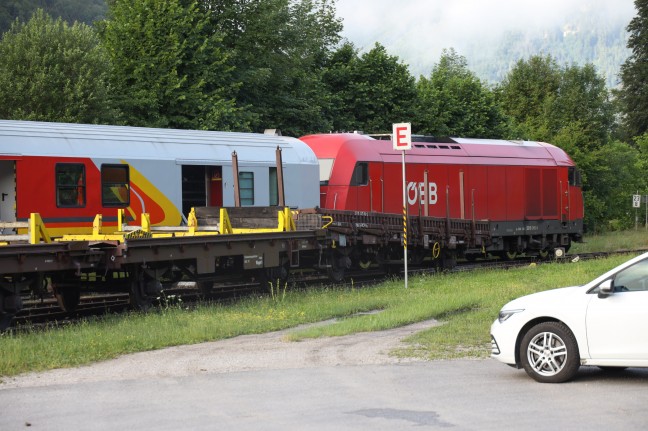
[520,321,580,383]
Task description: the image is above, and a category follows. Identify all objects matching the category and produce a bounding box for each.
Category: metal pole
[402,150,408,289]
[232,151,240,207]
[275,146,285,207]
[636,190,639,231]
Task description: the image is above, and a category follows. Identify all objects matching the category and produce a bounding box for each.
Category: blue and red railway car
[0,120,319,236]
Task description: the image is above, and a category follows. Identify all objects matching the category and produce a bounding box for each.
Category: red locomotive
[300,133,583,262]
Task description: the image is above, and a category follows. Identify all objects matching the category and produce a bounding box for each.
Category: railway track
[5,249,642,332]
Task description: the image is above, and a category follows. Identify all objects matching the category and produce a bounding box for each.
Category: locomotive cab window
[350,162,368,186]
[101,164,130,207]
[569,167,582,187]
[56,163,86,207]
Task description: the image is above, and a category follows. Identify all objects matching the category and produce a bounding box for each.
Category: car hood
[502,285,583,311]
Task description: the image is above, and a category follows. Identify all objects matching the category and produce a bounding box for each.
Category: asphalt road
[2,360,648,430]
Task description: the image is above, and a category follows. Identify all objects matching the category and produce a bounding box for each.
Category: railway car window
[239,171,254,205]
[101,165,130,207]
[318,159,334,186]
[569,167,582,187]
[269,167,278,206]
[350,163,368,186]
[55,164,86,207]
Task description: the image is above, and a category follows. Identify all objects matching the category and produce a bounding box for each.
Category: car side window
[613,258,648,292]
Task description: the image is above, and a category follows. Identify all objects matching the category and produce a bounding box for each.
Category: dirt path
[0,319,440,389]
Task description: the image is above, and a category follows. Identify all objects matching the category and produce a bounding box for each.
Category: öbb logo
[407,182,438,206]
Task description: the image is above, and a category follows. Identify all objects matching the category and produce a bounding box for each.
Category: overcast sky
[335,0,636,75]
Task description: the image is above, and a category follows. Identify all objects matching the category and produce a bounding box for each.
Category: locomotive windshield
[318,158,334,185]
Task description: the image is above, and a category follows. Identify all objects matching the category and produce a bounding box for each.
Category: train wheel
[0,313,11,331]
[129,270,162,311]
[328,254,350,283]
[504,251,517,260]
[197,280,214,298]
[358,253,373,270]
[538,249,551,260]
[464,253,478,262]
[54,286,81,312]
[262,256,290,290]
[328,264,345,283]
[441,251,457,270]
[130,279,153,311]
[0,289,21,331]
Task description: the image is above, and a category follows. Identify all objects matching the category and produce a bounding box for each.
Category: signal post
[393,123,412,288]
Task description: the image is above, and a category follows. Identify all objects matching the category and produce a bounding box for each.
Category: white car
[490,252,648,383]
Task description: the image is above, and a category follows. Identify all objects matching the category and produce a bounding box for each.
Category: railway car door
[0,160,16,225]
[181,165,208,216]
[209,166,223,207]
[369,163,383,212]
[351,162,370,211]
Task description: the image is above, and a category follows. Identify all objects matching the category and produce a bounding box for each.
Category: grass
[0,253,635,379]
[571,229,648,253]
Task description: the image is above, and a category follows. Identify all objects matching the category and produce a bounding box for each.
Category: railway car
[0,120,320,236]
[300,133,583,261]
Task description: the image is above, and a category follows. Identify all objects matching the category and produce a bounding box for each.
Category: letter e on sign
[392,123,411,151]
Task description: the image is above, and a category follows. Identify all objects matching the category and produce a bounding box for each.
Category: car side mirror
[598,279,614,298]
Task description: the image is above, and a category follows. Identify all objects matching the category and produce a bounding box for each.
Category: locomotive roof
[300,133,575,167]
[0,120,318,165]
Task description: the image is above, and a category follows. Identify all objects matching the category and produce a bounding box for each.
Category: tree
[0,9,116,124]
[202,0,342,135]
[415,49,507,138]
[548,63,614,150]
[321,41,358,131]
[497,55,613,147]
[99,0,243,130]
[618,0,648,139]
[496,55,561,141]
[322,42,417,133]
[574,140,644,231]
[498,55,620,231]
[0,0,107,35]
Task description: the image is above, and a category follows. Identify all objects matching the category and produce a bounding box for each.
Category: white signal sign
[633,194,641,208]
[392,123,412,151]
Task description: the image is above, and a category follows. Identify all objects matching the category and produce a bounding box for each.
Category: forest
[0,0,647,233]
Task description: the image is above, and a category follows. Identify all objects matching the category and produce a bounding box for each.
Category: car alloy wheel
[520,321,580,383]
